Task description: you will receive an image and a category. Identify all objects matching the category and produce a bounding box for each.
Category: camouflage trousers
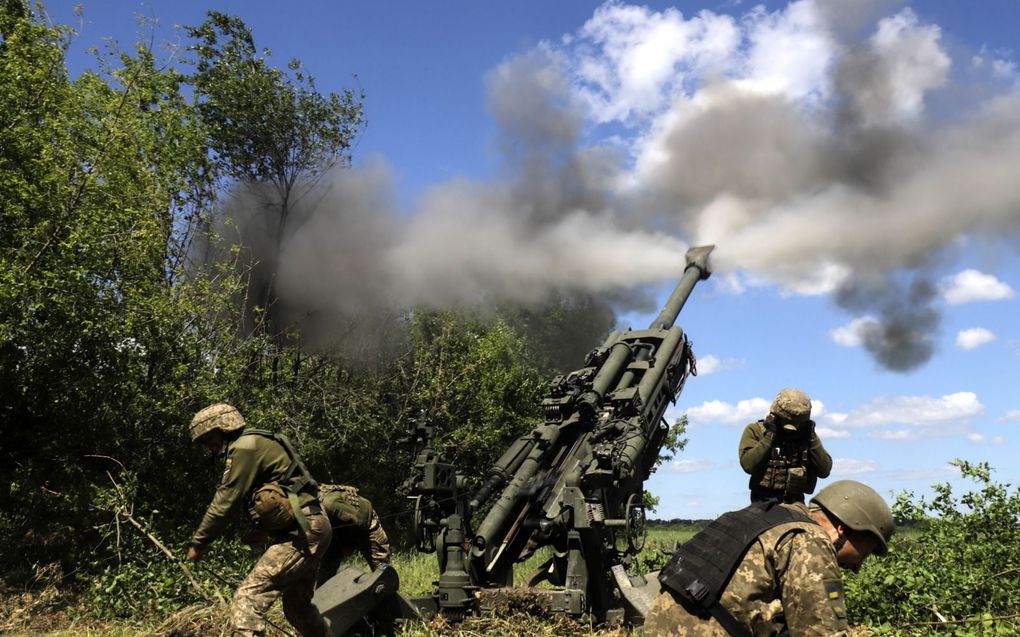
[230,512,332,637]
[364,509,391,568]
[317,510,392,587]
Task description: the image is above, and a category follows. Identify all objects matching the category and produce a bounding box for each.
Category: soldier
[739,387,832,503]
[186,403,332,637]
[316,484,392,586]
[645,480,894,637]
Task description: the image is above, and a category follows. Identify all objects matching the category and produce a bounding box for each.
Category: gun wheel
[413,495,435,553]
[625,493,647,553]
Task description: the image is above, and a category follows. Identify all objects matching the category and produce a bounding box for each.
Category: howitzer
[404,245,714,624]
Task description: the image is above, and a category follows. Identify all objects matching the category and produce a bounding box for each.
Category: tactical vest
[658,500,814,637]
[244,429,319,533]
[752,421,813,501]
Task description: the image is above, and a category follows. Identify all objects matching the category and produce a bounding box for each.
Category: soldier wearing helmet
[738,388,833,503]
[187,403,332,637]
[645,480,894,637]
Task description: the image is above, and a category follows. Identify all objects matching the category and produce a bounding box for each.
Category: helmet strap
[833,532,847,552]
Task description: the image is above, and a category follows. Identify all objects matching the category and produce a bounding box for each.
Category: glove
[794,420,814,441]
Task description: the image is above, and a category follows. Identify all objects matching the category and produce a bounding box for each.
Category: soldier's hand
[795,420,814,440]
[187,546,204,562]
[763,418,777,436]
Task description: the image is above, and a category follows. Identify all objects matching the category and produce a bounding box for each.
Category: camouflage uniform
[191,431,332,637]
[738,420,832,503]
[644,503,850,637]
[317,484,391,585]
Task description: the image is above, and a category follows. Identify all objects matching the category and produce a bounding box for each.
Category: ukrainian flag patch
[825,580,843,600]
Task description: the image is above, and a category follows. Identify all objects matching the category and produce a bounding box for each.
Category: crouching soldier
[187,403,332,637]
[316,484,391,586]
[645,480,894,637]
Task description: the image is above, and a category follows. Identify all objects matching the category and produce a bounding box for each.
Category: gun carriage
[404,245,713,623]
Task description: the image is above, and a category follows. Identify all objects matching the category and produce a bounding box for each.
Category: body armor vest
[752,421,812,501]
[244,429,319,533]
[658,500,814,637]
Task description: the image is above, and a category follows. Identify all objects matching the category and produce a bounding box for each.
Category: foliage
[844,461,1020,636]
[185,11,363,187]
[184,11,365,340]
[497,291,616,376]
[0,2,231,581]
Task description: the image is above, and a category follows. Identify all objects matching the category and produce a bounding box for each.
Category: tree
[185,12,365,343]
[0,3,240,580]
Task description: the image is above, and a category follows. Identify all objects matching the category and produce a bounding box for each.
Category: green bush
[845,461,1020,636]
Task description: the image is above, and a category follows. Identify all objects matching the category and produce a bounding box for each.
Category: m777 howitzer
[400,245,715,626]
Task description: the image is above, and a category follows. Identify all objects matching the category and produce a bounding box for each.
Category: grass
[4,524,706,637]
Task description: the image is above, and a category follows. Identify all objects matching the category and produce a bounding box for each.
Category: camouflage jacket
[190,432,318,550]
[738,420,832,501]
[644,503,850,637]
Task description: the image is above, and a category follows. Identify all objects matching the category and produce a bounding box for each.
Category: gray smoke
[213,1,1020,372]
[834,275,940,371]
[213,48,685,363]
[634,3,1020,370]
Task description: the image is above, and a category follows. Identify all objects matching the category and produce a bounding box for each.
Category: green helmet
[190,403,246,443]
[770,388,812,424]
[811,480,894,555]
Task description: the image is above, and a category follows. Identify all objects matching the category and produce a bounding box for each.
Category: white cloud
[830,316,878,347]
[967,433,986,444]
[1003,410,1020,422]
[815,426,850,439]
[573,3,741,123]
[843,392,984,427]
[862,8,950,124]
[868,429,916,441]
[668,459,716,473]
[696,354,745,375]
[686,395,828,424]
[971,46,1018,79]
[738,0,834,102]
[822,412,847,424]
[832,458,878,476]
[686,397,770,424]
[892,465,960,481]
[940,269,1015,304]
[956,327,996,350]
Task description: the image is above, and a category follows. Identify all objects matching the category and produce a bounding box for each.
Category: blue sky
[47,0,1020,520]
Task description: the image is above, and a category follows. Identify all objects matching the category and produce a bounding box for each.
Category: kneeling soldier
[645,480,894,637]
[187,403,332,637]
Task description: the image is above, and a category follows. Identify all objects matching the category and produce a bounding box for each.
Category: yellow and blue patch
[824,579,848,623]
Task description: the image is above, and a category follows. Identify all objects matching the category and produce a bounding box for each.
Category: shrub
[845,461,1020,636]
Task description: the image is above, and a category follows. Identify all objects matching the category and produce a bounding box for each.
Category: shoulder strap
[244,428,319,493]
[658,501,812,637]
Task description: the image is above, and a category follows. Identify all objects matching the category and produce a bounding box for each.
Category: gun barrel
[649,245,713,330]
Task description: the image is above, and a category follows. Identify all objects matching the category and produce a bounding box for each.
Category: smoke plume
[215,0,1020,372]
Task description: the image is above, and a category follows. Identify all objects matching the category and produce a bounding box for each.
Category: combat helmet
[190,403,247,443]
[811,480,895,555]
[770,388,812,425]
